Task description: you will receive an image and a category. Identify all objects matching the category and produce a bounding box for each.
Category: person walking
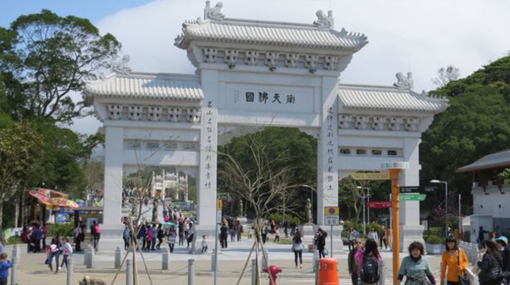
[74,224,83,252]
[123,226,131,250]
[151,224,157,251]
[261,224,268,244]
[230,223,236,242]
[274,227,280,243]
[236,221,243,242]
[398,241,436,285]
[42,223,48,250]
[187,222,195,248]
[91,221,101,252]
[146,225,153,252]
[47,234,62,274]
[440,236,469,285]
[495,236,510,285]
[61,238,72,272]
[380,227,388,250]
[0,253,12,285]
[178,221,185,246]
[137,224,146,250]
[283,219,289,238]
[349,238,363,285]
[292,230,304,269]
[156,224,164,250]
[349,227,360,251]
[315,228,328,258]
[355,238,382,285]
[220,222,228,248]
[168,227,176,253]
[477,240,504,285]
[368,228,379,246]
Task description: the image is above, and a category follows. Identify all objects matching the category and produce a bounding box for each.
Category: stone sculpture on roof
[393,72,414,90]
[110,55,132,75]
[204,1,225,21]
[314,10,334,29]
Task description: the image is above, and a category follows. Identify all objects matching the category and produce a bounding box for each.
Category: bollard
[314,259,319,285]
[66,257,73,285]
[261,248,268,270]
[10,256,18,285]
[188,259,195,285]
[211,252,216,271]
[115,247,122,269]
[126,259,133,285]
[251,259,257,285]
[162,251,169,270]
[85,245,94,269]
[12,245,20,263]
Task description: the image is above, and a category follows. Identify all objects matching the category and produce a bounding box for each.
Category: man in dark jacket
[496,236,510,285]
[348,238,362,285]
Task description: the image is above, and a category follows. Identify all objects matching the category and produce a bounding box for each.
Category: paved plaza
[9,236,443,285]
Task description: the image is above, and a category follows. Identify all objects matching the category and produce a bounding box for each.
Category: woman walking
[292,230,304,269]
[398,241,436,285]
[156,224,164,250]
[349,238,363,285]
[315,228,328,258]
[440,236,469,285]
[355,238,382,285]
[477,240,504,285]
[168,226,176,253]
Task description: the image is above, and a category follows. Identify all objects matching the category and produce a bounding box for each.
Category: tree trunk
[0,198,4,233]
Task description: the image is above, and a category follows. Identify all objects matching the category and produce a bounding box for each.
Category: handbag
[457,250,471,285]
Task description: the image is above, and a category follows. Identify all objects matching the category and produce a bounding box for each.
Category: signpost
[366,201,392,209]
[400,186,436,193]
[400,194,427,201]
[213,199,222,285]
[324,206,339,258]
[381,161,409,285]
[352,172,390,180]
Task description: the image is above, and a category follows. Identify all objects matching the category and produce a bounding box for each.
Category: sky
[2,0,510,135]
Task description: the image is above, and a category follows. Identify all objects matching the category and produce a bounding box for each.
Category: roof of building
[338,84,449,114]
[457,149,510,172]
[175,17,368,51]
[84,72,204,101]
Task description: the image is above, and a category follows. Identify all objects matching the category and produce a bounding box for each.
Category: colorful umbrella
[50,198,79,209]
[162,222,176,228]
[29,190,52,206]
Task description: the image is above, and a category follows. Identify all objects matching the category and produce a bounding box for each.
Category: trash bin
[318,258,339,285]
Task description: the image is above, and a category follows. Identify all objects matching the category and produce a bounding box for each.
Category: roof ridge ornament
[313,10,334,29]
[393,72,413,90]
[204,1,225,21]
[110,55,132,75]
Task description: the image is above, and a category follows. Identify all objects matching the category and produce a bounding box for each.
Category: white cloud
[72,0,510,134]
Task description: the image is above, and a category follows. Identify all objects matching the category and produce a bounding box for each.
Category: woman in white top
[368,227,379,245]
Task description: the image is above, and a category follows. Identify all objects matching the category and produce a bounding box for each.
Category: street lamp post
[431,179,449,237]
[357,186,370,234]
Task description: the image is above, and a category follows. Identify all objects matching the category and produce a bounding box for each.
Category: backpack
[360,254,380,284]
[95,224,101,235]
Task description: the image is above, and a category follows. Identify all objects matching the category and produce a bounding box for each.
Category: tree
[1,9,121,122]
[432,65,461,87]
[0,121,42,230]
[422,56,510,211]
[498,168,510,180]
[82,160,104,204]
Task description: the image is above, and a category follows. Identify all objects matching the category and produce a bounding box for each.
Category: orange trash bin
[318,258,339,285]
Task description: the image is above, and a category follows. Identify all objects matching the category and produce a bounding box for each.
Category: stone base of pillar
[96,224,125,253]
[400,224,425,253]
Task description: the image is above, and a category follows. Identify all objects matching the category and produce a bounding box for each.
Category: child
[274,227,280,243]
[46,243,60,273]
[0,253,12,285]
[168,228,176,253]
[201,235,208,253]
[61,238,73,271]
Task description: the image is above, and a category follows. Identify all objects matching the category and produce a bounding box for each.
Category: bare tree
[83,160,104,205]
[431,65,460,87]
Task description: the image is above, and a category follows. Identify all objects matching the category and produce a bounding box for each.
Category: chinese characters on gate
[237,91,296,105]
[325,107,335,192]
[203,101,215,190]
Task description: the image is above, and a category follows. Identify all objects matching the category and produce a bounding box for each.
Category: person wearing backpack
[398,241,436,285]
[356,238,382,285]
[349,238,363,285]
[477,240,504,285]
[440,236,469,285]
[92,221,101,252]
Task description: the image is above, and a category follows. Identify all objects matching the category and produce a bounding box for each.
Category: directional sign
[400,193,427,201]
[324,206,340,226]
[400,186,437,193]
[381,162,409,170]
[367,201,392,209]
[352,172,390,180]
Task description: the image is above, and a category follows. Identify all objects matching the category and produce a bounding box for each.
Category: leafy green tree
[0,121,43,229]
[1,9,121,122]
[421,56,510,210]
[498,168,510,180]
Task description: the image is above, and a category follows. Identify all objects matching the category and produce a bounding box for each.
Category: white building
[85,1,448,250]
[151,169,189,202]
[457,149,510,240]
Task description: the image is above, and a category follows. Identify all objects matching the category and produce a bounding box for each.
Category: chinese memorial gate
[85,1,448,250]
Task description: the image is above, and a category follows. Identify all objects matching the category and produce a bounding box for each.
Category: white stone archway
[85,2,448,247]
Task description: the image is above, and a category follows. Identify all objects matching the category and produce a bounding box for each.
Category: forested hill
[420,55,510,211]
